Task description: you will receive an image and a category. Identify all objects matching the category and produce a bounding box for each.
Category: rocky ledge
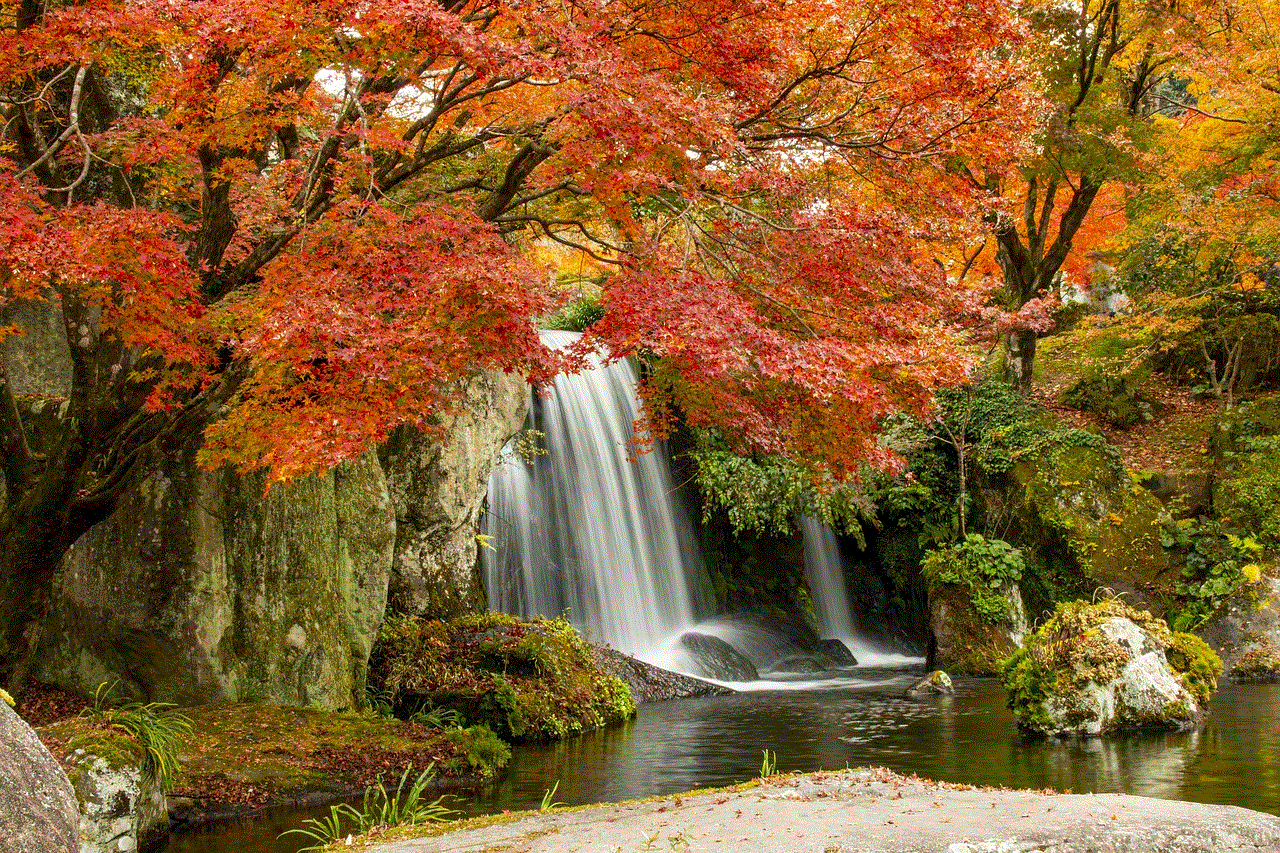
[364,768,1280,853]
[590,646,733,703]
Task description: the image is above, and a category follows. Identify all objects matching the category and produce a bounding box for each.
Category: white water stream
[482,330,913,672]
[481,331,710,660]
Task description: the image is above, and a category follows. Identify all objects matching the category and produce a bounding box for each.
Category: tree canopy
[0,0,1042,684]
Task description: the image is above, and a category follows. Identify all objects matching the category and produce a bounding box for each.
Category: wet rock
[590,646,733,703]
[0,699,77,853]
[766,654,827,674]
[1003,600,1221,736]
[815,638,858,666]
[905,670,954,697]
[677,632,759,682]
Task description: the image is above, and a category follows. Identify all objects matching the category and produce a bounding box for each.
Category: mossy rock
[975,439,1179,609]
[1229,646,1280,683]
[927,583,1024,676]
[369,613,636,742]
[1002,599,1222,737]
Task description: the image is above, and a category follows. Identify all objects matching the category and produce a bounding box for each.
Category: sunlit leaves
[2,0,1041,485]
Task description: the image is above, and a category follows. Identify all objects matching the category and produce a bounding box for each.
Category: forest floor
[1032,370,1222,475]
[21,681,506,822]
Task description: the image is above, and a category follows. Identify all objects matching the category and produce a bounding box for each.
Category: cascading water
[800,518,923,667]
[481,330,711,660]
[801,516,859,640]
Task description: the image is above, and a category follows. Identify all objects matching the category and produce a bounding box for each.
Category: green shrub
[368,613,636,742]
[1161,518,1262,631]
[687,427,871,538]
[541,293,604,331]
[78,682,192,788]
[1216,435,1280,546]
[921,534,1025,623]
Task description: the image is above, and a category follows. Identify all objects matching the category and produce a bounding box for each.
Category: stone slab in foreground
[368,768,1280,853]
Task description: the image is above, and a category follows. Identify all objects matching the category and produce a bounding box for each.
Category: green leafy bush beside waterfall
[368,613,635,742]
[921,535,1025,623]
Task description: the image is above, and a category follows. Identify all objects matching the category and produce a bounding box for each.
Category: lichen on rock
[1002,599,1222,736]
[368,613,635,742]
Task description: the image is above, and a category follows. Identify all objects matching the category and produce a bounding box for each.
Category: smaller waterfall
[482,331,710,660]
[801,518,922,667]
[801,516,858,639]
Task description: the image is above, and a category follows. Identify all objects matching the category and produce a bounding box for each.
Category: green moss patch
[140,703,506,812]
[1001,599,1222,736]
[369,613,636,742]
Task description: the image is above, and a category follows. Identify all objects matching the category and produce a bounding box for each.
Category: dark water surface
[155,672,1280,852]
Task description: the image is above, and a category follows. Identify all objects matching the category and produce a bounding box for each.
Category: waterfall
[800,516,858,639]
[801,518,922,667]
[481,330,710,660]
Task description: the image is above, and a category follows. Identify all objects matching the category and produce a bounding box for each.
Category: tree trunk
[1003,327,1038,393]
[0,507,80,695]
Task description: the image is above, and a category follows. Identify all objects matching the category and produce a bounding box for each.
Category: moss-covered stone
[927,582,1025,676]
[1002,599,1222,737]
[369,613,635,742]
[973,437,1178,612]
[1230,646,1280,682]
[43,721,169,853]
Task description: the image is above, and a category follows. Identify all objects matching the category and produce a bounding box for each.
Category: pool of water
[154,671,1280,852]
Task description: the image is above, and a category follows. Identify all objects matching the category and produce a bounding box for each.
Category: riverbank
[359,768,1280,853]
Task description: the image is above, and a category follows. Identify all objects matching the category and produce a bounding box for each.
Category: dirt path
[366,768,1280,853]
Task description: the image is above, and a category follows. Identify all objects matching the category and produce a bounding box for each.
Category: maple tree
[1053,0,1280,410]
[965,0,1217,392]
[0,0,1037,690]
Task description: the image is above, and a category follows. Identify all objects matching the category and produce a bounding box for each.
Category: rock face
[1200,575,1280,682]
[1003,600,1222,737]
[34,449,395,709]
[29,372,526,709]
[927,580,1027,676]
[379,372,529,619]
[62,732,167,853]
[0,700,78,853]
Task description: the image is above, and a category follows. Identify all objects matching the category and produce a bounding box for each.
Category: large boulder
[0,699,78,853]
[1003,599,1222,736]
[923,535,1028,676]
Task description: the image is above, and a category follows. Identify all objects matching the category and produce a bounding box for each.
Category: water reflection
[155,676,1280,853]
[464,675,1280,818]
